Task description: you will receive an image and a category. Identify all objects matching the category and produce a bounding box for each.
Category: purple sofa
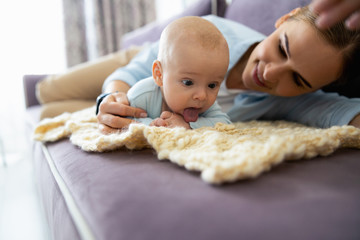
[24,1,360,240]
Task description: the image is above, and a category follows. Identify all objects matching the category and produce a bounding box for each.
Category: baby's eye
[182,79,193,86]
[208,83,218,89]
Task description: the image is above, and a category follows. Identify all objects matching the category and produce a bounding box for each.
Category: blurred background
[0,0,200,239]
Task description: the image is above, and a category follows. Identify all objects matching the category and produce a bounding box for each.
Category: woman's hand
[310,0,360,30]
[97,91,147,134]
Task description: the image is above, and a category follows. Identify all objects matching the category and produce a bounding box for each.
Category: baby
[126,16,231,129]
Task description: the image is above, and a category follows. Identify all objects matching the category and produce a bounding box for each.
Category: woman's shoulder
[203,15,265,38]
[203,15,265,68]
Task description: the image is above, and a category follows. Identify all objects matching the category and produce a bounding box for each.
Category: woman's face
[242,19,344,97]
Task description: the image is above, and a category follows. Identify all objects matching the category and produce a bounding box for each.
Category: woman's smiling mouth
[253,62,269,88]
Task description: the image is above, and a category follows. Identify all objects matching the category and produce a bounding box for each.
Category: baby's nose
[193,88,207,101]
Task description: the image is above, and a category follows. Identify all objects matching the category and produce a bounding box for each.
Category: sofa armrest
[23,74,47,108]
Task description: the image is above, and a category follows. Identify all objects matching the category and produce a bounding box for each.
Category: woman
[97,6,360,134]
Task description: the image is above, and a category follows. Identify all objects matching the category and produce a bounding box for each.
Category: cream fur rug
[34,106,360,184]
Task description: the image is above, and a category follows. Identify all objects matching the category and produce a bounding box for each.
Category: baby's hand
[150,112,192,129]
[150,117,168,127]
[161,111,191,129]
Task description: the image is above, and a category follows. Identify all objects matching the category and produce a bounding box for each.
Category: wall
[0,0,66,161]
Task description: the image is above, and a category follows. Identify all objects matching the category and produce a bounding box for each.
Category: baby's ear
[152,60,163,87]
[275,7,301,28]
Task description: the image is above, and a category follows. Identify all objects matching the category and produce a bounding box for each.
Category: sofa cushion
[121,0,227,49]
[224,0,312,35]
[35,46,142,119]
[36,46,142,105]
[39,100,96,119]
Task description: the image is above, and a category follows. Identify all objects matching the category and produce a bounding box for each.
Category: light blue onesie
[127,77,231,129]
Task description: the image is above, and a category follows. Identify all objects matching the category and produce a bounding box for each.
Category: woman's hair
[290,6,360,87]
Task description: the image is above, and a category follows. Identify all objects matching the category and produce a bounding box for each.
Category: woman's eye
[292,73,304,88]
[208,83,217,89]
[182,79,193,86]
[278,40,286,57]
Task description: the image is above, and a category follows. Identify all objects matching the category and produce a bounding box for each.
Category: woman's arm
[349,113,360,128]
[227,91,360,128]
[275,91,360,128]
[102,42,159,92]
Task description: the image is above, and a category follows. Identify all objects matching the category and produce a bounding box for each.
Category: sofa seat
[31,130,360,240]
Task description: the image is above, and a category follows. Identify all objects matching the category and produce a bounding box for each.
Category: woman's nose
[263,62,287,83]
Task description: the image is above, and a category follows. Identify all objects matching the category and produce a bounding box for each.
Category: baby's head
[152,16,229,122]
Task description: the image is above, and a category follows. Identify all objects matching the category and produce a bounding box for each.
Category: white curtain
[62,0,156,67]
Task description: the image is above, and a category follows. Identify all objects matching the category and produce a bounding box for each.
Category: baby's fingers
[159,111,173,120]
[150,118,168,127]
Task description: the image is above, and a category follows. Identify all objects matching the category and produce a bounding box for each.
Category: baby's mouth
[183,108,200,123]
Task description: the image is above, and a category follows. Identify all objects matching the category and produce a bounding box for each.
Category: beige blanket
[34,106,360,184]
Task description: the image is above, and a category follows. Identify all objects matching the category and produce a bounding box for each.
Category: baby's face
[161,40,229,122]
[242,19,343,96]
